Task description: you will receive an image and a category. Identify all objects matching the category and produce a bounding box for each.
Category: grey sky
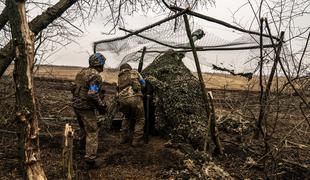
[49,1,247,64]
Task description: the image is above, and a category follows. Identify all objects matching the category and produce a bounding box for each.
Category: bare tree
[231,0,310,175]
[7,0,46,178]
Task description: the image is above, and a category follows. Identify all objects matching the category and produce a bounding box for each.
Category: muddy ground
[0,77,309,179]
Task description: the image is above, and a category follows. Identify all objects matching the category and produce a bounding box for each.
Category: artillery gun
[140,29,211,149]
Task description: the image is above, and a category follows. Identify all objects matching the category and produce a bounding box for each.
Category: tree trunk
[7,0,46,179]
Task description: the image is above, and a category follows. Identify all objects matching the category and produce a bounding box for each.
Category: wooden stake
[208,91,223,155]
[63,123,74,180]
[183,14,221,154]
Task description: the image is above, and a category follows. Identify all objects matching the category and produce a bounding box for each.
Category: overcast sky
[48,0,310,73]
[49,1,246,64]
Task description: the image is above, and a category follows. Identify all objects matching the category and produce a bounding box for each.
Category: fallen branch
[246,117,309,169]
[0,129,66,137]
[212,64,253,80]
[221,140,260,155]
[284,140,310,151]
[281,159,309,170]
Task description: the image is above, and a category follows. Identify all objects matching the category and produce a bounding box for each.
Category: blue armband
[139,79,146,86]
[89,84,100,92]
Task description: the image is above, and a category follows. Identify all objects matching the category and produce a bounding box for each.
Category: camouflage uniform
[118,66,146,146]
[72,67,106,161]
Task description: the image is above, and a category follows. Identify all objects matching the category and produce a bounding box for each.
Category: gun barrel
[178,29,205,56]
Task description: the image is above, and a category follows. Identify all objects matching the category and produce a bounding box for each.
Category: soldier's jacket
[72,67,106,110]
[118,69,145,99]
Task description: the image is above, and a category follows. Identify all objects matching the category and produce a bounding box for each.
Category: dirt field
[0,66,309,179]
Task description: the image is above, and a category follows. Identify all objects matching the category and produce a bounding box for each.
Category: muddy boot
[120,134,130,144]
[120,130,133,144]
[131,138,145,147]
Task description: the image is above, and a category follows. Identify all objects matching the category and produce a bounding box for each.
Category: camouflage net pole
[139,44,280,53]
[183,14,223,154]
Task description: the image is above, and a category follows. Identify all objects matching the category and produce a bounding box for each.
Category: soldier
[71,53,107,169]
[117,63,146,147]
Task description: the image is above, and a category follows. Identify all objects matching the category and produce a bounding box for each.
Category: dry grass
[4,65,286,91]
[4,65,118,84]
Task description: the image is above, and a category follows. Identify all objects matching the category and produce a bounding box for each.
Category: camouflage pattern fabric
[74,109,99,160]
[72,67,106,161]
[118,69,145,145]
[119,96,145,145]
[72,67,106,110]
[118,69,144,99]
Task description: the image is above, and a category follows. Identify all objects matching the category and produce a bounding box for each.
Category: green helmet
[119,63,132,71]
[89,53,106,67]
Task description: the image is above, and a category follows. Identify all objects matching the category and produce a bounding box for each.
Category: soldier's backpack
[118,69,142,93]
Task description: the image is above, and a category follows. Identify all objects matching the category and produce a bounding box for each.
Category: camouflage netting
[94,14,278,73]
[142,50,209,149]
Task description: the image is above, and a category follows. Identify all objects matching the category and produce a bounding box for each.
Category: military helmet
[119,63,132,71]
[89,53,106,67]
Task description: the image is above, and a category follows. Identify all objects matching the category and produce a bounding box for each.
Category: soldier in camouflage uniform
[72,53,107,168]
[118,63,146,147]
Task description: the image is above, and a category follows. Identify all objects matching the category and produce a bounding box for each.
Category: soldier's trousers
[119,96,145,144]
[74,109,98,160]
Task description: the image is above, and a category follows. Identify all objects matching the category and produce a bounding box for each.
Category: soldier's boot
[120,134,130,144]
[120,130,133,144]
[131,137,145,147]
[132,115,145,147]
